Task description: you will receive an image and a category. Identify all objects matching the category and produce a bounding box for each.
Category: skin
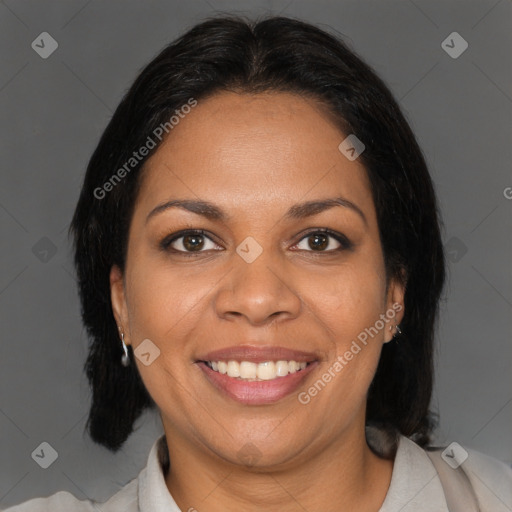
[110,91,405,512]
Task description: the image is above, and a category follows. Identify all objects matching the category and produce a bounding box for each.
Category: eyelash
[159,228,353,256]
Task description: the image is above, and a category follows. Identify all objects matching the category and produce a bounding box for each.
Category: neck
[163,423,394,512]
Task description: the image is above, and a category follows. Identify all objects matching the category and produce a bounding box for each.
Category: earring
[392,324,402,342]
[385,324,402,343]
[120,332,130,367]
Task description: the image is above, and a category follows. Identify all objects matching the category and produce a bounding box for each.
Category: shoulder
[2,478,138,512]
[2,490,100,512]
[409,438,512,510]
[462,446,512,509]
[375,428,512,512]
[2,435,169,512]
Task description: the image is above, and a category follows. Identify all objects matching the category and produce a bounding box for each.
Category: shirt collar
[138,434,181,512]
[378,435,448,512]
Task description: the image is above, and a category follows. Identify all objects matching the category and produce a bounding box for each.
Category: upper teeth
[206,360,308,381]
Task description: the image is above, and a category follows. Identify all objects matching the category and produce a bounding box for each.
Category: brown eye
[182,234,205,251]
[308,233,329,251]
[161,230,221,253]
[293,229,352,253]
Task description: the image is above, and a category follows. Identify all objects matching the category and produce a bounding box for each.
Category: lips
[196,345,318,364]
[195,345,319,405]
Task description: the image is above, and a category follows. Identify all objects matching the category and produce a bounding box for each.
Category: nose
[214,249,302,326]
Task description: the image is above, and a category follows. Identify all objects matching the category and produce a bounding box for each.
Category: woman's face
[111,91,404,467]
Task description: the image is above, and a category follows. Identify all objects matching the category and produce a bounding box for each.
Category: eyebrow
[286,197,367,225]
[146,196,367,226]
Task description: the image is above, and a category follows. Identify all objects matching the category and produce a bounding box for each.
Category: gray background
[1,0,511,507]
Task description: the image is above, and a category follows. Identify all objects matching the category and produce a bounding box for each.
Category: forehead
[136,91,374,220]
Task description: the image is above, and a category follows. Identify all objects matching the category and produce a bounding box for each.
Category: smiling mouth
[201,360,311,381]
[195,345,319,404]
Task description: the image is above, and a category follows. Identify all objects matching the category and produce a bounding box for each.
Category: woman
[6,15,511,512]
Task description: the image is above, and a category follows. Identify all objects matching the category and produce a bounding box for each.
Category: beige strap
[425,449,480,511]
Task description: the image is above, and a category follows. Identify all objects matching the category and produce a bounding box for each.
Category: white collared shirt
[4,433,512,511]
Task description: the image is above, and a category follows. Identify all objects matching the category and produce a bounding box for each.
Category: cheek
[124,253,210,342]
[306,255,387,340]
[123,260,204,414]
[303,250,387,392]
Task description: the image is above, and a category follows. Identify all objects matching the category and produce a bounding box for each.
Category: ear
[110,265,130,345]
[383,273,406,343]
